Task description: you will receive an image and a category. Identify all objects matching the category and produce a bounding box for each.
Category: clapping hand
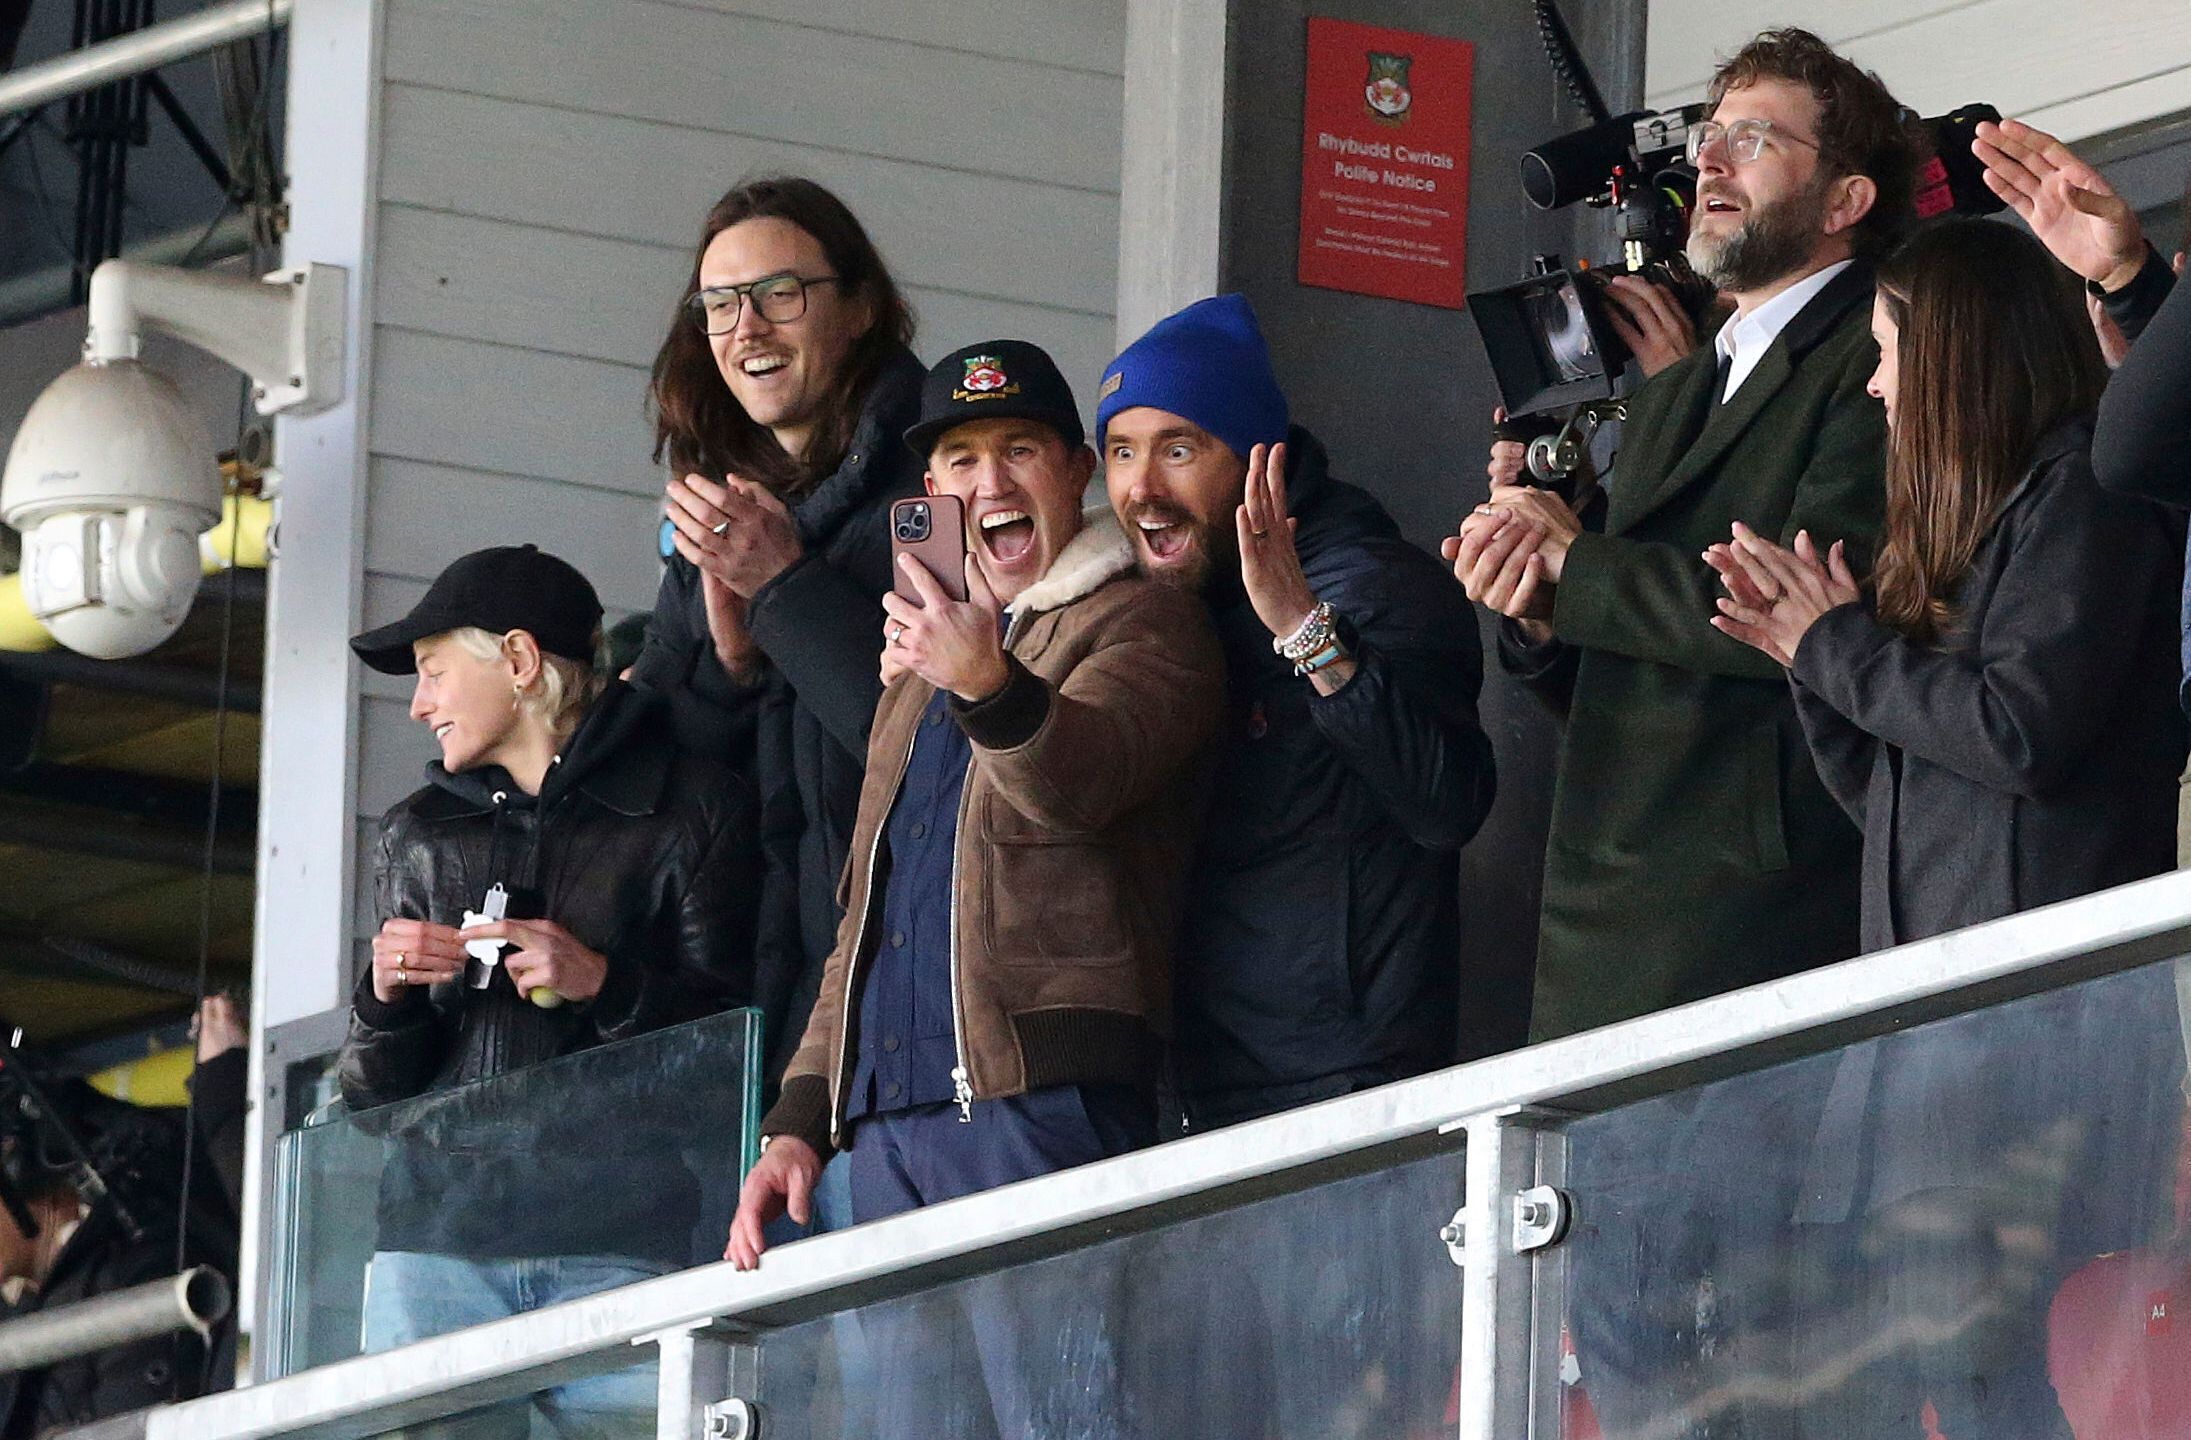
[1705,523,1859,667]
[666,473,805,598]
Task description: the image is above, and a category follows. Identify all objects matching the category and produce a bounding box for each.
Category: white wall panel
[664,0,1126,73]
[357,694,431,820]
[378,87,1119,314]
[363,458,664,614]
[370,328,655,491]
[382,0,1121,192]
[1644,0,2191,142]
[374,205,1113,374]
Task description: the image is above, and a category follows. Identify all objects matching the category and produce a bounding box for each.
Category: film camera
[1471,1,2005,435]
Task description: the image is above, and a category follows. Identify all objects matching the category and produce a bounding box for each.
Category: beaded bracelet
[1274,601,1337,662]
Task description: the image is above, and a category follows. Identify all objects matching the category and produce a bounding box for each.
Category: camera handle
[1526,400,1622,485]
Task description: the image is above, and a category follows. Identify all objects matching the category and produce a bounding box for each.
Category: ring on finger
[395,962,408,984]
[888,622,905,643]
[711,520,731,536]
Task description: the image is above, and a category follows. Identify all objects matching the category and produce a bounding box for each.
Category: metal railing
[95,867,2191,1440]
[0,0,291,120]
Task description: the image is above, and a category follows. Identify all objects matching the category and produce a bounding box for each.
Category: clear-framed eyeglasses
[1685,117,1822,166]
[685,272,842,334]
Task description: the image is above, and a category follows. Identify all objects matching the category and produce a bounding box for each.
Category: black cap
[349,545,604,675]
[903,340,1086,459]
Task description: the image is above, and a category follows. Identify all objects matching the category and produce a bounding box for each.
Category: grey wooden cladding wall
[351,0,1126,834]
[372,206,1117,390]
[379,0,1122,191]
[377,94,1119,317]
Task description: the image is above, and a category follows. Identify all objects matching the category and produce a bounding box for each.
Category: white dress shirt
[1713,259,1854,402]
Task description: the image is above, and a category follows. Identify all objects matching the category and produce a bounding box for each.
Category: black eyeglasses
[685,272,842,334]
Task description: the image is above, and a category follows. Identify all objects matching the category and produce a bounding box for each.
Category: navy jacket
[632,348,927,1088]
[1173,427,1496,1124]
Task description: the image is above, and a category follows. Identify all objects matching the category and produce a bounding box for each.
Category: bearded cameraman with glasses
[1447,29,1915,1043]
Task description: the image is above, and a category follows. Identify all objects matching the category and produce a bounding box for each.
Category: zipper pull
[951,1066,974,1123]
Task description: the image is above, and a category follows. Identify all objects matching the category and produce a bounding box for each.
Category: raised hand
[1236,441,1318,642]
[1974,119,2147,291]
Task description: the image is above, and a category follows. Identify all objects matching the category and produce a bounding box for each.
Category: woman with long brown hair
[1707,218,2186,1438]
[628,176,924,1129]
[1711,217,2182,945]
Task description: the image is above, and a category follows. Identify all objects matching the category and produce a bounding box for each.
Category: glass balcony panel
[1552,955,2190,1440]
[267,1008,762,1383]
[338,1357,661,1440]
[751,1146,1467,1440]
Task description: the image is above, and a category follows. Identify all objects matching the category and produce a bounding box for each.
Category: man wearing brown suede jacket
[726,342,1222,1282]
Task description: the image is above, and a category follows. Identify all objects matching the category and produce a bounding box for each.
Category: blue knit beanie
[1096,294,1289,461]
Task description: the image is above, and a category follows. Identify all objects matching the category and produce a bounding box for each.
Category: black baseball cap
[349,544,604,675]
[903,340,1087,459]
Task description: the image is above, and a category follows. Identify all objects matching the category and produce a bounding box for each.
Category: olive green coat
[1510,262,1885,1040]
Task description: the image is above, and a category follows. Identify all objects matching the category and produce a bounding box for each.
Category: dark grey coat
[1789,420,2184,953]
[1789,421,2185,1222]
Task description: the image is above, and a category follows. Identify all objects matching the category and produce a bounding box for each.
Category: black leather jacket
[338,683,760,1260]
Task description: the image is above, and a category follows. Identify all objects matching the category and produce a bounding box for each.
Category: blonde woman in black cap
[340,545,760,1436]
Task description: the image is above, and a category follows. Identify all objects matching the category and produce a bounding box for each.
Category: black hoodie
[337,683,759,1261]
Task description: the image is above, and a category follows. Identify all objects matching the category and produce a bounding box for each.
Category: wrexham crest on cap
[1365,51,1412,124]
[953,354,1020,402]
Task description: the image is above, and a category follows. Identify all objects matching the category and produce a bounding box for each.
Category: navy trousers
[843,1086,1152,1440]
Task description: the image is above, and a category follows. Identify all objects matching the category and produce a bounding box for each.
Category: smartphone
[890,495,970,604]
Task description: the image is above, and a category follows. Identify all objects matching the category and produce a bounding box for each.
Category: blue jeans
[362,1251,668,1440]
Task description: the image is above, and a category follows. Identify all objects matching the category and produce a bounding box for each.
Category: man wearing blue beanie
[1098,294,1501,1130]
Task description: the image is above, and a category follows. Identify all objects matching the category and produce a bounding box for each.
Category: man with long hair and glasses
[631,178,925,1196]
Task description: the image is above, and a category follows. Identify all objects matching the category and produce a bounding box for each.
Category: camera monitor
[1468,267,1625,419]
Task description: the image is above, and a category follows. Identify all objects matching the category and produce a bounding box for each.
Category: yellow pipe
[0,572,55,652]
[87,1044,195,1108]
[199,492,273,573]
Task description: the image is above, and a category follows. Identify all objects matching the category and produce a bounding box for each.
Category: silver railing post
[1452,1107,1571,1440]
[650,1322,758,1440]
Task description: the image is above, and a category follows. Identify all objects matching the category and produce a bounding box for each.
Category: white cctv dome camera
[0,258,346,659]
[2,360,223,658]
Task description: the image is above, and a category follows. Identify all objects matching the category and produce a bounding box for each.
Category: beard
[1685,176,1831,294]
[1121,498,1237,594]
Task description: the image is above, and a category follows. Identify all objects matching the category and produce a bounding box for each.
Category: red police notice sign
[1297,17,1474,309]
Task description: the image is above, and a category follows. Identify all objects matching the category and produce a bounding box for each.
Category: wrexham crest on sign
[1365,51,1413,124]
